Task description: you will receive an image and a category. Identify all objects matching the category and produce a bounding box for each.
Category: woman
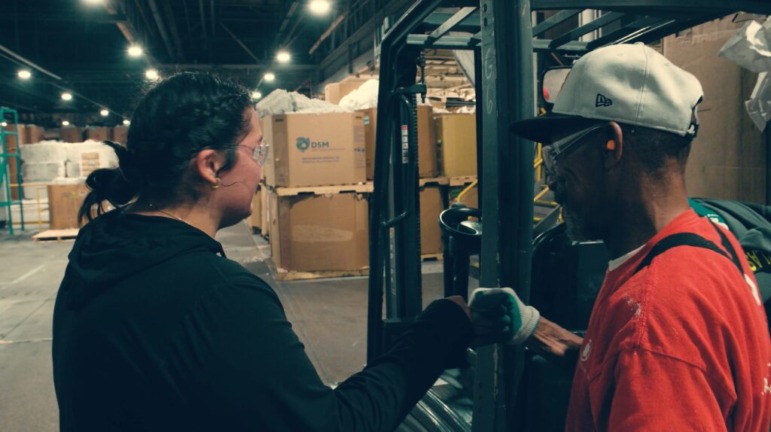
[52,72,475,431]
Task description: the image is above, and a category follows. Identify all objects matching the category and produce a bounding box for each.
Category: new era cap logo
[595,94,613,107]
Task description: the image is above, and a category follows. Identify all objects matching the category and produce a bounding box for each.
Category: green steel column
[475,0,534,431]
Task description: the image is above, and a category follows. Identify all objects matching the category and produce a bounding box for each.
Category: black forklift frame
[367,1,771,431]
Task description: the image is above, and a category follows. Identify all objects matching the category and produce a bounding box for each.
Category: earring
[212,178,221,190]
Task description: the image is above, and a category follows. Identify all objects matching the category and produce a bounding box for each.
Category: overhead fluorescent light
[127,45,144,57]
[17,70,31,80]
[309,0,331,15]
[264,72,275,82]
[276,51,291,63]
[61,92,73,101]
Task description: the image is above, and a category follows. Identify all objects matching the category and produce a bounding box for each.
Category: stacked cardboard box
[262,112,371,276]
[60,127,83,143]
[359,105,437,180]
[269,187,370,277]
[86,127,111,142]
[47,182,89,229]
[663,18,767,202]
[436,114,477,178]
[112,125,128,144]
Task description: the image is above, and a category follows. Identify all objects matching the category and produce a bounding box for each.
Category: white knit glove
[469,287,540,346]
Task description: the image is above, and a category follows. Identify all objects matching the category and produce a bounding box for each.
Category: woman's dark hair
[79,72,252,222]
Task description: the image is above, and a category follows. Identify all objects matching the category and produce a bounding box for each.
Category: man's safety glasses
[541,124,607,174]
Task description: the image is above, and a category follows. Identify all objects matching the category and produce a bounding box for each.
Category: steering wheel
[439,205,483,247]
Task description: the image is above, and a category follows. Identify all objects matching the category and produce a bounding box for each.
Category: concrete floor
[0,221,447,431]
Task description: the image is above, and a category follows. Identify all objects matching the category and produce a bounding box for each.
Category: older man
[472,43,771,431]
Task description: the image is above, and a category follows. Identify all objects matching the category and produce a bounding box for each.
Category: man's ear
[604,121,624,168]
[193,149,225,187]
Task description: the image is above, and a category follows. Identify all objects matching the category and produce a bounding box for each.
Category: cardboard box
[663,17,767,202]
[2,126,21,199]
[269,190,369,272]
[260,184,270,237]
[436,114,477,177]
[263,113,366,187]
[250,190,261,229]
[60,126,83,143]
[86,127,111,142]
[47,183,89,229]
[360,106,437,180]
[324,78,368,105]
[112,126,128,144]
[25,125,45,144]
[420,185,445,255]
[80,152,101,178]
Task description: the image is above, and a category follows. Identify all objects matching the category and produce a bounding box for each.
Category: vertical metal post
[475,0,534,431]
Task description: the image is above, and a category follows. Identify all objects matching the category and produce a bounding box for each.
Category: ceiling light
[251,91,262,100]
[61,92,73,101]
[276,51,291,63]
[123,119,131,126]
[145,69,159,81]
[17,70,31,80]
[264,72,275,82]
[0,122,7,127]
[127,45,143,58]
[62,120,71,126]
[308,0,331,15]
[83,0,104,5]
[100,109,109,117]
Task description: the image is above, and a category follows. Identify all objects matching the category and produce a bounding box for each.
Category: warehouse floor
[0,220,449,431]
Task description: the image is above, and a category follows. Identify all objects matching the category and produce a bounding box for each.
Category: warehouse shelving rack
[368,1,771,431]
[0,107,25,235]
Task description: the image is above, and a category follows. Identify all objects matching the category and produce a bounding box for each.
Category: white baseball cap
[512,43,704,144]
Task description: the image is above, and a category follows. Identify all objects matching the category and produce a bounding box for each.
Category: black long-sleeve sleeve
[169,276,473,432]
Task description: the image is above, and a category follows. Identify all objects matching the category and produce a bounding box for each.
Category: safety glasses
[238,143,270,166]
[541,123,607,174]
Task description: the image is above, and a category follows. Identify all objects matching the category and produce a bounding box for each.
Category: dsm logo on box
[296,136,330,152]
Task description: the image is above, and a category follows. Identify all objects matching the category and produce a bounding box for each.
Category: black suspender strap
[633,222,744,276]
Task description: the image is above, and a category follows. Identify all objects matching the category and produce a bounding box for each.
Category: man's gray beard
[562,207,599,243]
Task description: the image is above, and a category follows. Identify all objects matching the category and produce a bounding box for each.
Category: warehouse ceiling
[0,0,414,126]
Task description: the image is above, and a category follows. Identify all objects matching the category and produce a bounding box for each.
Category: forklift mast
[368,1,771,431]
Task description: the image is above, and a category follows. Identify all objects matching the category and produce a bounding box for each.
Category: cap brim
[510,114,595,144]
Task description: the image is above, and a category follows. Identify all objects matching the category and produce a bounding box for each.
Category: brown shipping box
[360,106,437,180]
[48,183,89,229]
[436,114,477,177]
[269,191,369,272]
[86,127,112,142]
[250,190,261,229]
[80,152,102,177]
[663,18,767,202]
[60,127,83,143]
[420,185,445,255]
[324,78,368,105]
[25,125,45,144]
[263,113,366,187]
[260,185,270,237]
[112,125,129,144]
[2,126,21,199]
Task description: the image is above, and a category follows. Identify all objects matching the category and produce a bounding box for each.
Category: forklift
[366,1,771,431]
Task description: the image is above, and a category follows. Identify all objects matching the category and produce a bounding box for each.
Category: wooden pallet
[418,177,449,187]
[274,267,369,281]
[421,253,444,262]
[32,228,79,241]
[449,176,477,186]
[274,183,374,197]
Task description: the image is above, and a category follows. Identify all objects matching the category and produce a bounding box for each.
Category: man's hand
[469,287,540,346]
